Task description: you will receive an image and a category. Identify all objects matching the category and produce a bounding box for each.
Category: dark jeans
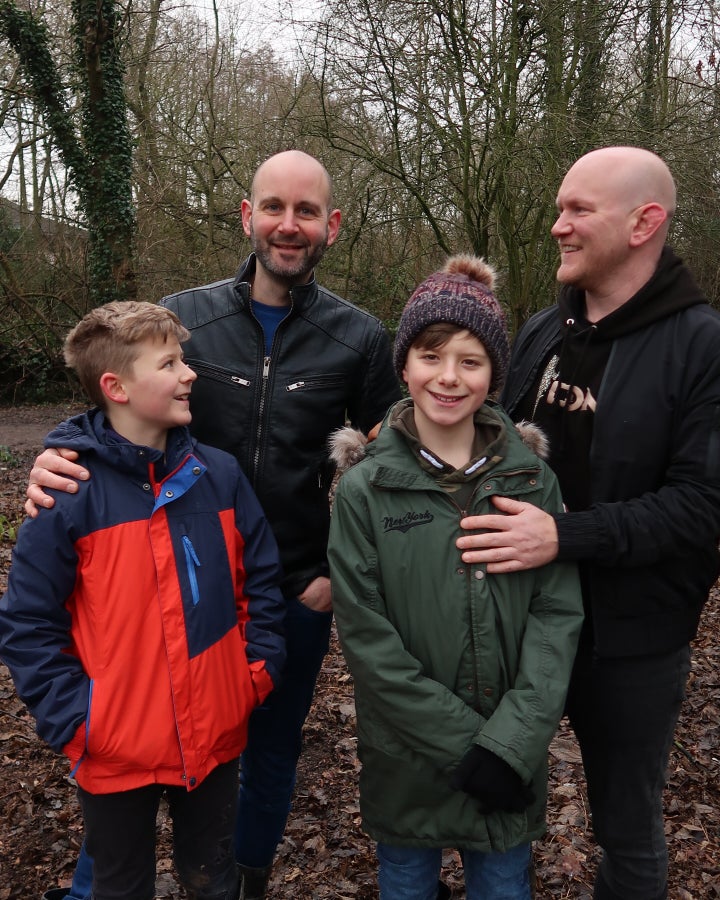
[234,595,333,867]
[77,758,240,900]
[565,644,691,900]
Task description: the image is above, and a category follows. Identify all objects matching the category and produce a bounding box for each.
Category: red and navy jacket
[0,410,286,794]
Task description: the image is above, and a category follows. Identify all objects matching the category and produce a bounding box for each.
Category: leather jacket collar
[233,253,318,311]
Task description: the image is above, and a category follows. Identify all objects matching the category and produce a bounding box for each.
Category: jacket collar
[388,399,507,481]
[45,408,197,476]
[366,400,542,492]
[233,253,319,312]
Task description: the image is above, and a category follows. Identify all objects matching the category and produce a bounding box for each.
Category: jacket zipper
[182,536,202,606]
[249,290,293,486]
[252,355,272,481]
[287,374,345,392]
[185,358,250,388]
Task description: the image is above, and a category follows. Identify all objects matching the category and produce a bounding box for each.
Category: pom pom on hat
[393,254,510,393]
[443,253,496,285]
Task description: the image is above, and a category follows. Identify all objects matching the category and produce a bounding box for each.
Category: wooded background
[1,0,720,399]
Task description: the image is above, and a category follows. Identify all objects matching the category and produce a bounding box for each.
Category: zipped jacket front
[0,411,286,794]
[161,254,401,597]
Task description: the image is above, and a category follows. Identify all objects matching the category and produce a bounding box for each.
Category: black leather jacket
[162,255,401,596]
[501,248,720,657]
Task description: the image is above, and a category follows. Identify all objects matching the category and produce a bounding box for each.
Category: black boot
[594,872,625,900]
[437,880,452,899]
[184,876,241,900]
[239,864,272,900]
[185,890,241,900]
[183,861,241,900]
[594,870,667,900]
[41,891,70,900]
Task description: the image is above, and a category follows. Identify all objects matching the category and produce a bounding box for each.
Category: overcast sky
[185,0,321,51]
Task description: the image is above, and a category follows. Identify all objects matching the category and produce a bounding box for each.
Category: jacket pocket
[173,516,238,658]
[186,357,251,389]
[67,679,93,777]
[285,373,345,392]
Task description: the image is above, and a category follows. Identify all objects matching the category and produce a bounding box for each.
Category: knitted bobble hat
[393,254,510,394]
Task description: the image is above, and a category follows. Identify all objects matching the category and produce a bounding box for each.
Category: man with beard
[27,149,401,900]
[454,146,720,899]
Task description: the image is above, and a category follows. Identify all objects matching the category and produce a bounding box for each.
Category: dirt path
[1,403,87,454]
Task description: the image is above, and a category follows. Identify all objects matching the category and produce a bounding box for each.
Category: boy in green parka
[327,254,583,900]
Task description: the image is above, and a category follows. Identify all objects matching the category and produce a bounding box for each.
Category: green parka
[328,399,583,851]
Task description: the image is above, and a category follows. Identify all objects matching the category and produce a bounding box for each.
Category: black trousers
[566,645,690,900]
[77,758,240,900]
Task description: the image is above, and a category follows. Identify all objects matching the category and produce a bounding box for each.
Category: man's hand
[298,576,332,613]
[25,448,90,517]
[456,495,559,573]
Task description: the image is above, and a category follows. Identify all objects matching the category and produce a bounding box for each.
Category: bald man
[27,150,401,900]
[456,147,720,898]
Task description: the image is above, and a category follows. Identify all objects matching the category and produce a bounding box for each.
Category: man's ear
[99,372,129,405]
[241,198,253,238]
[629,202,668,247]
[325,208,342,248]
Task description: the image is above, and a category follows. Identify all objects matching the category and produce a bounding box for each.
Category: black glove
[451,744,535,813]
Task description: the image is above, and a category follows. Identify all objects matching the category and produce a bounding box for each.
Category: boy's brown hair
[411,322,470,353]
[64,301,190,409]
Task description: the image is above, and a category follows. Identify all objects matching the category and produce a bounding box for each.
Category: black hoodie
[502,247,720,657]
[516,247,708,511]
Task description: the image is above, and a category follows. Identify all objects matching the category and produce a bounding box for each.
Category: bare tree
[303,0,720,325]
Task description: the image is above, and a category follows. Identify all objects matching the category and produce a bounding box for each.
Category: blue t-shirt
[251,299,290,355]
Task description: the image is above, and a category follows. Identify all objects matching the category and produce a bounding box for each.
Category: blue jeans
[565,644,691,900]
[234,595,333,867]
[67,841,93,900]
[376,843,532,899]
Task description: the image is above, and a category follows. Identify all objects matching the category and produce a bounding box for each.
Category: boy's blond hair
[64,301,190,409]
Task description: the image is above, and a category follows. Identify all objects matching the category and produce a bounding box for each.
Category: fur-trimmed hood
[329,416,548,474]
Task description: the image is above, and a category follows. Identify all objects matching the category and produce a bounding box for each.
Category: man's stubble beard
[251,224,329,284]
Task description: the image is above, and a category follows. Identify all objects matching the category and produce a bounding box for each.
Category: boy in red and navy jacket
[0,301,286,900]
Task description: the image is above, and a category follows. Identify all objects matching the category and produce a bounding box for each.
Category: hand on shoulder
[25,448,89,517]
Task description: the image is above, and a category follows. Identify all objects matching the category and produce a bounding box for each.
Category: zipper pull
[263,356,271,378]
